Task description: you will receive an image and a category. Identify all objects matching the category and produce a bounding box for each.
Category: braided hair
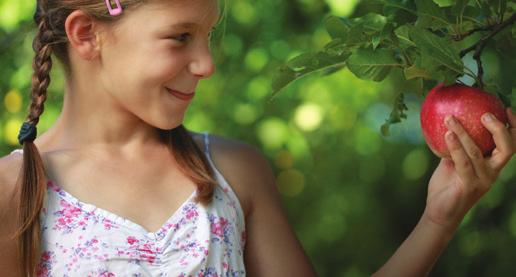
[12,2,55,275]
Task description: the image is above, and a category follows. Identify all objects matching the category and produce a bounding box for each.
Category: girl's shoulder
[0,152,24,274]
[0,151,23,201]
[189,131,271,219]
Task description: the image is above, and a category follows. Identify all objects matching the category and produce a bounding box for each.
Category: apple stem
[459,13,516,89]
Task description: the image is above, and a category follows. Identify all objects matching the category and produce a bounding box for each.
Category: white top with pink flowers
[10,132,247,276]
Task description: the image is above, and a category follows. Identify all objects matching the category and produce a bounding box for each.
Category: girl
[0,0,514,276]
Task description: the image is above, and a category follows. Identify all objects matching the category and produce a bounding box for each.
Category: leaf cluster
[272,0,516,135]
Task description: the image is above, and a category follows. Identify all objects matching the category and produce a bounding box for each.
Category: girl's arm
[0,154,23,276]
[373,109,516,276]
[225,143,317,276]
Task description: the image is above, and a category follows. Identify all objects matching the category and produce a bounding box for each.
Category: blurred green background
[1,0,515,276]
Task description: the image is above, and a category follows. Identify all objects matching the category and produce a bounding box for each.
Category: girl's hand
[424,108,516,230]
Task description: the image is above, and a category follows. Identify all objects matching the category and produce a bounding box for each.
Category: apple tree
[271,0,515,136]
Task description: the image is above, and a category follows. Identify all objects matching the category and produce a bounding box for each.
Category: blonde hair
[13,0,225,275]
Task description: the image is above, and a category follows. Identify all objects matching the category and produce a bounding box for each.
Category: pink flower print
[97,269,116,277]
[241,230,247,246]
[137,243,155,254]
[53,200,87,234]
[102,218,116,230]
[126,236,139,245]
[198,267,219,277]
[140,253,156,264]
[47,180,59,192]
[121,237,159,264]
[137,243,158,264]
[211,216,229,237]
[61,200,82,218]
[36,250,54,277]
[186,208,199,220]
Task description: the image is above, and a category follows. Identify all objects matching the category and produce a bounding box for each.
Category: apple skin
[420,83,508,158]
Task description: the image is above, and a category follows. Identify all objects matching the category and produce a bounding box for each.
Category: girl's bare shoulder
[0,151,23,204]
[189,131,270,219]
[0,152,23,275]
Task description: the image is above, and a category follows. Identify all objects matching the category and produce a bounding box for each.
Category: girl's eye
[171,28,216,43]
[173,33,191,43]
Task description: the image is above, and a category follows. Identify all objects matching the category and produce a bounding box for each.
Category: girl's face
[97,0,219,130]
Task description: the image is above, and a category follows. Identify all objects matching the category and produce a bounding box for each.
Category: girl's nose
[189,43,216,79]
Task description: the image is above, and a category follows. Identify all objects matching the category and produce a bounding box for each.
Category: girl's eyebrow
[169,22,198,29]
[168,15,221,30]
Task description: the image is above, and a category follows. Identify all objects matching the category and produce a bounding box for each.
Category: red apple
[420,83,508,158]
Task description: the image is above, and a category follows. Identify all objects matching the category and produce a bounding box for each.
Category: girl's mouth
[166,88,195,101]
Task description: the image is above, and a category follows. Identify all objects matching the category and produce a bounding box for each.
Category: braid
[12,2,55,275]
[27,17,54,126]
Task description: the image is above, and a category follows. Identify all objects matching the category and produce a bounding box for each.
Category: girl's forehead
[141,0,221,25]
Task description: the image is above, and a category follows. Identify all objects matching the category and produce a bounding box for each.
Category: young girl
[0,0,514,276]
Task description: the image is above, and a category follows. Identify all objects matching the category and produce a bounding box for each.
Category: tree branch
[453,24,496,41]
[459,13,516,89]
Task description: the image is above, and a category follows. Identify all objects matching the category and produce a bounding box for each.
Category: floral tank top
[10,132,247,276]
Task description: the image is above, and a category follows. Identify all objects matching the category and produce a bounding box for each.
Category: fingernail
[482,113,493,122]
[445,130,454,141]
[445,115,455,126]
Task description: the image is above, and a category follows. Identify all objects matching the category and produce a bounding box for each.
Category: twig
[453,24,497,41]
[459,13,516,89]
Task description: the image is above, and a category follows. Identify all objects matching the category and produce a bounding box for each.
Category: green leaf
[345,24,369,47]
[381,92,409,136]
[343,13,388,48]
[495,0,507,17]
[452,0,469,17]
[404,64,432,80]
[287,53,316,72]
[496,91,511,108]
[324,38,349,56]
[372,34,381,50]
[432,0,454,7]
[408,27,464,75]
[271,66,297,97]
[347,48,401,82]
[478,1,494,19]
[394,25,417,49]
[270,46,351,98]
[512,89,516,110]
[389,7,418,26]
[407,77,425,97]
[324,16,350,40]
[415,0,451,30]
[358,13,388,35]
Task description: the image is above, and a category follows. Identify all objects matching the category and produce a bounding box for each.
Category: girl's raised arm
[373,108,516,276]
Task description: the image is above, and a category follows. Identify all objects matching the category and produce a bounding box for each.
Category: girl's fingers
[444,130,477,183]
[481,112,514,172]
[507,108,516,151]
[507,108,516,128]
[445,115,487,179]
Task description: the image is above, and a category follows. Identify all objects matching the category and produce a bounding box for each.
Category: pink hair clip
[105,0,123,16]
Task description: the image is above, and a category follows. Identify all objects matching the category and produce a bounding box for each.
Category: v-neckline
[46,179,198,238]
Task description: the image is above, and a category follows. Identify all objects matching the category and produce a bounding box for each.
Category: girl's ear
[64,10,103,61]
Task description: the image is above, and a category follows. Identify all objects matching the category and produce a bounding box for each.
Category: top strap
[10,149,23,155]
[203,131,211,160]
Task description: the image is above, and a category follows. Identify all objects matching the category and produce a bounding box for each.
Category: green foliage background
[1,0,515,276]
